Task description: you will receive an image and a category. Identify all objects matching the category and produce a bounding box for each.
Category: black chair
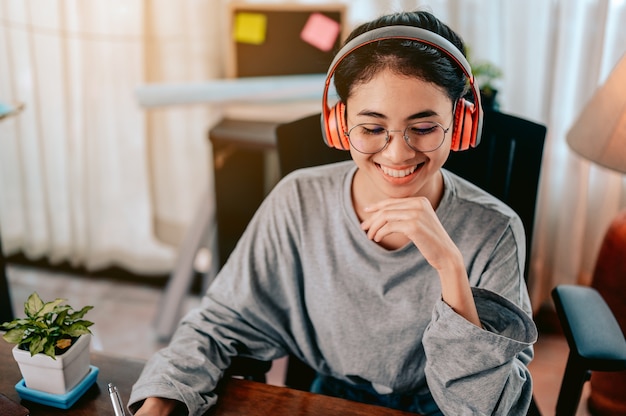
[275,113,351,177]
[443,109,546,283]
[277,110,546,284]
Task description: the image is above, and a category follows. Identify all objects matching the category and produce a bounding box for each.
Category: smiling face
[347,68,455,209]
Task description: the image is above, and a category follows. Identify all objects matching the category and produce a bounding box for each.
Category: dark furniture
[276,110,547,284]
[443,110,546,282]
[209,119,279,268]
[0,341,418,416]
[215,109,547,281]
[275,112,351,177]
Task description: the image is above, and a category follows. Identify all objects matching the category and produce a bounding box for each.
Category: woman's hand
[360,197,458,270]
[361,197,481,327]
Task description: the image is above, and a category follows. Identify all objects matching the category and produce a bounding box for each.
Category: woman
[130,10,537,416]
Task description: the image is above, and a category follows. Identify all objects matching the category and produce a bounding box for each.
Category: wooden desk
[0,341,416,415]
[212,378,417,416]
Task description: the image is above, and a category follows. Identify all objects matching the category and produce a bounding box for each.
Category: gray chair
[536,285,626,416]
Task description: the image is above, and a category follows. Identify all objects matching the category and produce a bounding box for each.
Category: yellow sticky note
[234,12,267,45]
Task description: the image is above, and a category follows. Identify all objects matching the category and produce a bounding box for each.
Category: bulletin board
[227,3,347,78]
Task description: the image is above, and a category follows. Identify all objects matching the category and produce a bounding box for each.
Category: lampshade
[566,53,626,174]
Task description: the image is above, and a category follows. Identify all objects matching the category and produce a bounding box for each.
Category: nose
[383,129,416,160]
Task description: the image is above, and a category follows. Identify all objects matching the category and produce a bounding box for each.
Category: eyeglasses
[345,121,450,154]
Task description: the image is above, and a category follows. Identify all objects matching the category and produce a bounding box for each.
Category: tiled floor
[5,265,590,415]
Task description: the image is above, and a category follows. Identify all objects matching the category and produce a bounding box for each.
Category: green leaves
[465,45,503,94]
[2,327,26,344]
[1,292,94,359]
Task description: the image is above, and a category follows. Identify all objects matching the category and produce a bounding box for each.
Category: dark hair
[334,11,468,104]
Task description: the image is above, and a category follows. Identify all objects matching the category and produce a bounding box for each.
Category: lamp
[566,53,626,415]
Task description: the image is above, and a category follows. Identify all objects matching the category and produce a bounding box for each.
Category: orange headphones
[321,25,483,152]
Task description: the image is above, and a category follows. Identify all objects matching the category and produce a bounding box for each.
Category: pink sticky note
[300,13,341,52]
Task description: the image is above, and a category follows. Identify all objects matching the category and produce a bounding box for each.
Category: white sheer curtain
[0,0,223,274]
[1,0,624,312]
[519,0,626,310]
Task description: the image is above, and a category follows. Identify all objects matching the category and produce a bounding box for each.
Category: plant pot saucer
[15,365,99,409]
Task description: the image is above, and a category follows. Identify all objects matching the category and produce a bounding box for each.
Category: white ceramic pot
[12,333,91,395]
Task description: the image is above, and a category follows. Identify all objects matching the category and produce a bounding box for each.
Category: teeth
[379,165,417,178]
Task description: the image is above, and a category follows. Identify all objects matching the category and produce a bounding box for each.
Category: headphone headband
[325,26,474,81]
[322,25,483,150]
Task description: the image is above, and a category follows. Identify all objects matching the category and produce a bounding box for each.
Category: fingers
[361,209,413,241]
[368,217,419,242]
[360,197,464,273]
[360,197,433,242]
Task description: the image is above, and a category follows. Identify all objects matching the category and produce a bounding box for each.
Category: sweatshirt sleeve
[423,288,537,415]
[128,178,304,415]
[127,295,287,415]
[422,194,538,415]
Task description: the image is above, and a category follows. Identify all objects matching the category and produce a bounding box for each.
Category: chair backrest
[275,113,351,177]
[276,110,547,283]
[443,109,546,282]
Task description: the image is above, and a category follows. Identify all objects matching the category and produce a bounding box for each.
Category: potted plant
[1,292,94,395]
[466,47,503,110]
[472,60,503,110]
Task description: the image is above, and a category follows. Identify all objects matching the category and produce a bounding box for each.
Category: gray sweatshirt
[129,161,537,415]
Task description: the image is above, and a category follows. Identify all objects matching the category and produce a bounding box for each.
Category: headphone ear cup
[325,102,350,150]
[451,98,477,151]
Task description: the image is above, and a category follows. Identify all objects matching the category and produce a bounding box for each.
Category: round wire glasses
[345,121,450,154]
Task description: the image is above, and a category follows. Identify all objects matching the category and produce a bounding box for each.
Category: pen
[108,382,126,416]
